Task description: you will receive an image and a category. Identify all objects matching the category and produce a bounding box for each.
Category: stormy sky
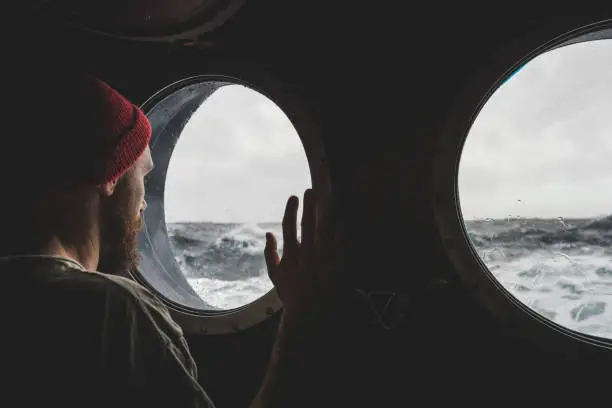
[163,40,611,223]
[459,39,612,220]
[164,84,311,223]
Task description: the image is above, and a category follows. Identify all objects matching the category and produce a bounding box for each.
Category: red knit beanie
[8,72,152,196]
[85,76,152,187]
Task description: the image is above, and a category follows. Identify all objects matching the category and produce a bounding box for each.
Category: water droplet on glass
[517,199,522,204]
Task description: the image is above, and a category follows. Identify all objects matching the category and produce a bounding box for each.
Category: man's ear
[99,179,118,197]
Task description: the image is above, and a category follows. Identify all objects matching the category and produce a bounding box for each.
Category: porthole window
[434,22,612,353]
[459,39,612,339]
[134,74,329,334]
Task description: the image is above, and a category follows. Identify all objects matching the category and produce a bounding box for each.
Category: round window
[458,39,612,339]
[134,75,327,334]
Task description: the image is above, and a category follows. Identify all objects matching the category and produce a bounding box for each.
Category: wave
[166,219,612,338]
[466,215,612,250]
[168,222,283,282]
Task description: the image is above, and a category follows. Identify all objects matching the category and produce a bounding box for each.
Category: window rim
[431,18,612,357]
[133,69,330,335]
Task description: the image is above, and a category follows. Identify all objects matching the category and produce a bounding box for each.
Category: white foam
[487,249,612,337]
[187,274,274,310]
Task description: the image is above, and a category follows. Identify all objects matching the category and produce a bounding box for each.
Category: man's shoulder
[93,269,160,306]
[50,259,162,308]
[3,256,183,338]
[0,256,213,407]
[51,258,186,351]
[101,271,185,337]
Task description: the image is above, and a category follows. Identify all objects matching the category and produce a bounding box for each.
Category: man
[1,70,339,407]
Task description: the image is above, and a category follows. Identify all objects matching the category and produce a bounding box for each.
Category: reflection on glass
[165,85,310,310]
[459,40,612,338]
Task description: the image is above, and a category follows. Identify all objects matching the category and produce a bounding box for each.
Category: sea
[466,216,612,338]
[167,222,282,310]
[167,216,612,338]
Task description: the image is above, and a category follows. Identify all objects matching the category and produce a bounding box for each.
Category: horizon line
[166,220,282,224]
[462,214,609,222]
[166,215,610,224]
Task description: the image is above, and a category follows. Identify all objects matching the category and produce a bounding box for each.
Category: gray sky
[163,41,611,223]
[459,39,612,220]
[164,84,311,223]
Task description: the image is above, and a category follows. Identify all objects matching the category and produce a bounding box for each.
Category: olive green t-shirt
[0,255,214,407]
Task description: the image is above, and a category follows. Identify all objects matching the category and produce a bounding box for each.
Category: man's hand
[264,188,341,320]
[249,188,341,408]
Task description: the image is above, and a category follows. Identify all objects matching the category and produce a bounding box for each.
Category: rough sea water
[466,216,612,338]
[168,217,612,338]
[167,222,283,310]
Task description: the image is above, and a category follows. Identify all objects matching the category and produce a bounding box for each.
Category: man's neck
[39,236,99,271]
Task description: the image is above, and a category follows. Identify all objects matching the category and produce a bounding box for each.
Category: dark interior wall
[19,3,612,407]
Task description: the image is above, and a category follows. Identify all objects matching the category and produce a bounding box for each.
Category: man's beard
[97,191,143,276]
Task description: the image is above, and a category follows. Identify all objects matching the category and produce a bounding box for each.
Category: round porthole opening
[459,38,612,339]
[434,21,612,354]
[134,74,328,334]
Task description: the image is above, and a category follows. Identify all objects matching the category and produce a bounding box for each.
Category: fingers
[282,195,299,256]
[264,232,280,281]
[301,189,315,253]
